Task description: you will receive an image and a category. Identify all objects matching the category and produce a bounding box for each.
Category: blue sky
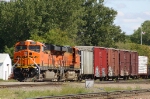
[104,0,150,35]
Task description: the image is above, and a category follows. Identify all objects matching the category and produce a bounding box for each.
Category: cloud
[131,25,140,30]
[123,17,143,23]
[117,11,124,17]
[114,12,146,34]
[144,11,150,16]
[116,3,126,9]
[104,0,150,35]
[115,11,150,26]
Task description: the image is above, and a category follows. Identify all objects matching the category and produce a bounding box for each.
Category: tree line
[0,0,150,62]
[0,0,125,50]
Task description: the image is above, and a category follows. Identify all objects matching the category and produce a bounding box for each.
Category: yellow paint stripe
[16,66,35,68]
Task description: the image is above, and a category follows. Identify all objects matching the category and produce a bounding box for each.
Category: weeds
[0,85,88,99]
[0,84,142,99]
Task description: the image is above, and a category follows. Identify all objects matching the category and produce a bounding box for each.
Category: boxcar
[75,46,94,79]
[130,51,138,78]
[107,48,119,79]
[138,56,148,78]
[94,47,107,80]
[119,50,131,79]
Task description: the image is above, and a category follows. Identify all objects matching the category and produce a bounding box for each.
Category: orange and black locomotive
[13,40,80,81]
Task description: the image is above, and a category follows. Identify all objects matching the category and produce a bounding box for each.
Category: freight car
[13,40,148,82]
[138,56,149,78]
[75,46,139,80]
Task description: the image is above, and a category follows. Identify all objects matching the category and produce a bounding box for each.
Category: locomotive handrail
[12,58,19,67]
[30,58,40,80]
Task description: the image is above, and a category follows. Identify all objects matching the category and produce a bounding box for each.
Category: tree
[78,0,125,47]
[130,20,150,45]
[30,28,75,46]
[0,0,127,54]
[0,0,85,52]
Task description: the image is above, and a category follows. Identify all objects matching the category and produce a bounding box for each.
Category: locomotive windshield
[15,45,27,52]
[29,45,40,52]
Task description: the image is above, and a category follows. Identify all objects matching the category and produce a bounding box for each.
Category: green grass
[103,87,125,92]
[102,86,141,92]
[0,85,88,99]
[0,79,18,82]
[0,83,142,99]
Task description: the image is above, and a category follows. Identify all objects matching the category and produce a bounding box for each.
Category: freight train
[13,40,149,82]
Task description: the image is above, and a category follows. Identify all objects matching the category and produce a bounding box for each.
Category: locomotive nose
[24,51,28,56]
[16,51,30,65]
[20,51,29,66]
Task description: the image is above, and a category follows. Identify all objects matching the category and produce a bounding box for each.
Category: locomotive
[13,40,81,81]
[13,40,148,82]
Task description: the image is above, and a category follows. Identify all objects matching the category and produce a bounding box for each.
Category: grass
[102,86,141,92]
[0,79,18,82]
[0,85,142,99]
[0,80,143,99]
[0,85,88,99]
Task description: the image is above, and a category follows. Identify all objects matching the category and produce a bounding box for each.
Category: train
[13,40,149,82]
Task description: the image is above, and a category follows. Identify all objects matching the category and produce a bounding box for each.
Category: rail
[0,82,63,88]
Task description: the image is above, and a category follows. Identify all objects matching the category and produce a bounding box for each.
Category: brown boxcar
[107,48,119,78]
[119,50,131,78]
[130,51,138,78]
[94,47,107,78]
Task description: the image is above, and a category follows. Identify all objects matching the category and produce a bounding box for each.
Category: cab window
[29,45,40,52]
[15,45,27,52]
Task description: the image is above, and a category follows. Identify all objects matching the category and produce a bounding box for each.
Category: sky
[104,0,150,35]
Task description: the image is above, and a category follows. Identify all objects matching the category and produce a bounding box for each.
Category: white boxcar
[75,46,94,74]
[138,56,148,75]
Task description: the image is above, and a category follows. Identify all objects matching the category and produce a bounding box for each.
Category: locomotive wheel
[77,75,82,82]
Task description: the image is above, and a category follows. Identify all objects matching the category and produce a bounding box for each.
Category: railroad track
[94,79,150,84]
[1,79,150,88]
[0,82,63,88]
[66,79,150,85]
[27,89,150,99]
